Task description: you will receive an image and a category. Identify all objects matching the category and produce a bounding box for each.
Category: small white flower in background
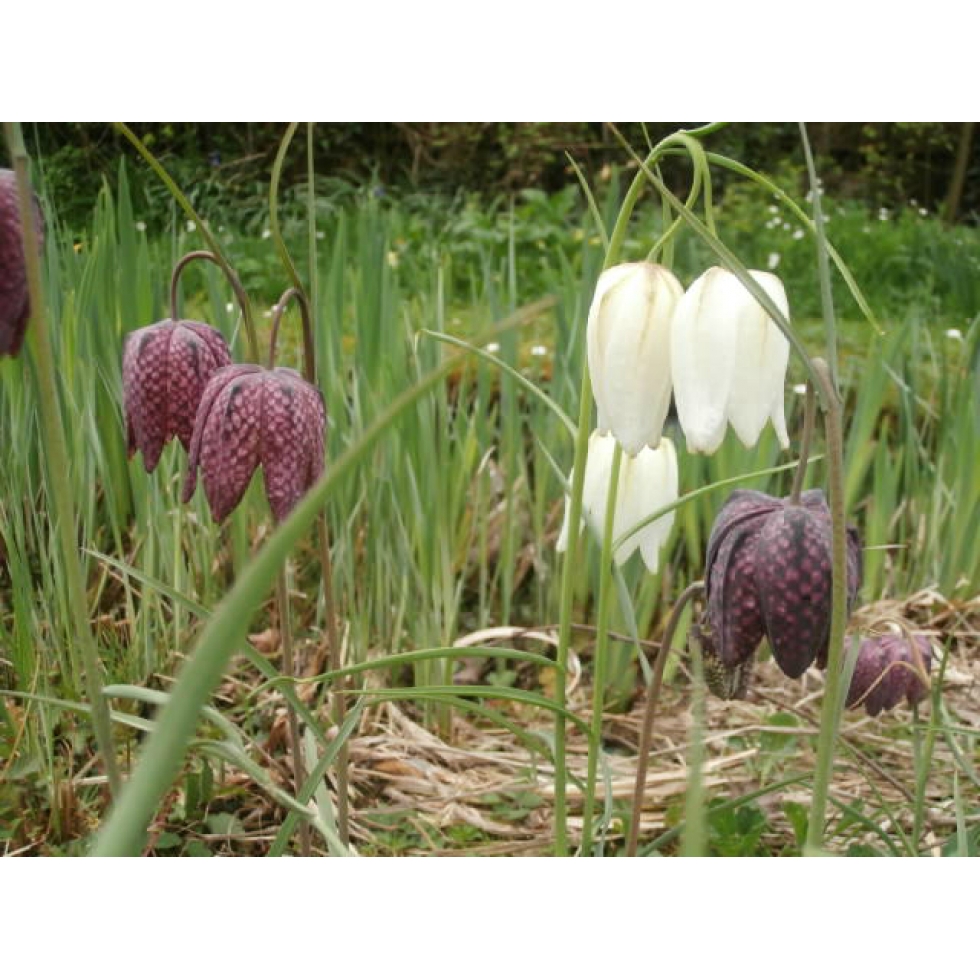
[671,266,790,454]
[768,204,779,214]
[793,383,808,395]
[225,302,235,313]
[485,342,500,353]
[186,220,196,233]
[261,229,272,240]
[135,221,146,232]
[531,345,548,357]
[767,252,781,270]
[945,328,964,341]
[586,261,682,456]
[556,430,678,572]
[918,207,928,217]
[878,208,890,221]
[792,228,805,240]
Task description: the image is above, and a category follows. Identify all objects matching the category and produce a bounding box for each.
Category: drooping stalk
[798,118,849,856]
[609,123,854,853]
[275,569,310,855]
[804,359,850,852]
[268,125,351,845]
[580,441,622,854]
[167,249,251,656]
[554,129,712,855]
[168,250,251,332]
[627,581,704,856]
[269,285,349,848]
[3,121,121,799]
[680,628,708,856]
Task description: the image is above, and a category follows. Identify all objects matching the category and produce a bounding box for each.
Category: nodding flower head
[700,488,862,697]
[0,169,45,358]
[122,319,233,472]
[586,262,683,455]
[182,364,326,523]
[670,266,791,455]
[846,632,933,716]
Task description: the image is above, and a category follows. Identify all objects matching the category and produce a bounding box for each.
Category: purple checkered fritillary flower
[846,632,933,716]
[699,488,862,697]
[182,363,326,523]
[122,318,233,472]
[0,168,44,358]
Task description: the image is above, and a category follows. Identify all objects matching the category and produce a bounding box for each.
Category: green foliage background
[19,122,979,231]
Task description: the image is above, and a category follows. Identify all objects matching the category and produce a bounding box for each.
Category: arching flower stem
[169,250,251,335]
[268,284,350,850]
[626,580,705,856]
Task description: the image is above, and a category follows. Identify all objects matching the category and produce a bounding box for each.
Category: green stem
[276,570,311,855]
[626,581,704,856]
[804,358,848,853]
[681,631,708,856]
[3,121,121,799]
[268,284,350,847]
[790,381,817,504]
[912,644,950,851]
[553,359,593,856]
[798,124,839,395]
[553,129,713,855]
[169,250,251,334]
[580,441,622,854]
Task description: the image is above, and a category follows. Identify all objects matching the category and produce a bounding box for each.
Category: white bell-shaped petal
[670,267,741,454]
[726,271,790,449]
[556,430,678,573]
[587,262,682,456]
[671,266,791,454]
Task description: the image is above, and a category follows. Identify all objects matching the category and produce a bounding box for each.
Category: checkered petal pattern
[846,634,933,716]
[0,169,44,358]
[122,319,232,472]
[701,488,863,695]
[183,364,326,523]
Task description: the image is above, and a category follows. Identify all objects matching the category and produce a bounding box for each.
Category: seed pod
[0,169,45,358]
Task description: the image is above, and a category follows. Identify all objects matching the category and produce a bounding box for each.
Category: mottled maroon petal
[122,317,232,473]
[260,369,326,522]
[123,323,174,471]
[707,518,766,668]
[755,503,834,679]
[705,489,780,574]
[166,322,232,452]
[846,633,933,716]
[847,639,890,715]
[0,169,44,358]
[198,371,265,522]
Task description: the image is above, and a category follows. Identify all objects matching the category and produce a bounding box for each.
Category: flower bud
[846,632,933,716]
